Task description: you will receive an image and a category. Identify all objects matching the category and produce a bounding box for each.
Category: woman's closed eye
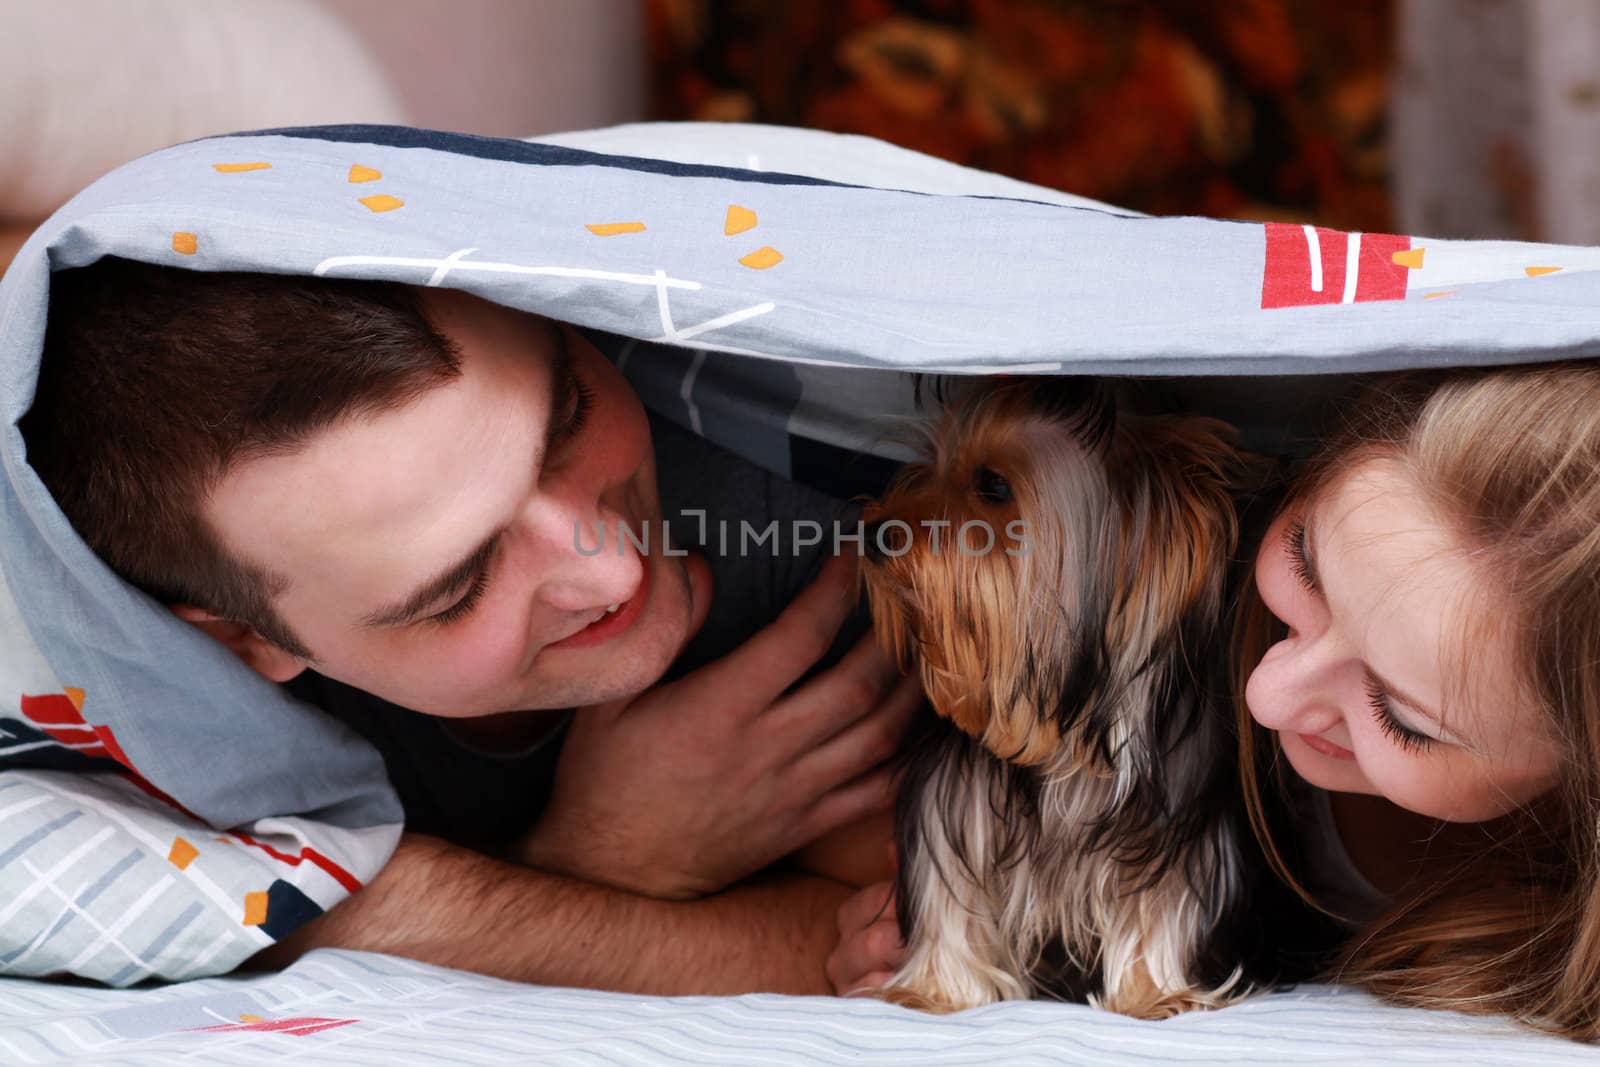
[1364,674,1435,753]
[1284,517,1318,594]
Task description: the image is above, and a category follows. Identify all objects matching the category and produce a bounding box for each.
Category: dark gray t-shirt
[284,412,872,850]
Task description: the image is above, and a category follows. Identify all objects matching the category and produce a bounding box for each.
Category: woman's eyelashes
[1364,675,1435,753]
[1284,517,1318,594]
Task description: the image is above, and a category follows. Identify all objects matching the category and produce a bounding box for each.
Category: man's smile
[545,556,652,651]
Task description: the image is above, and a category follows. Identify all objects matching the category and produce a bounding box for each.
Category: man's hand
[794,810,896,888]
[513,553,922,899]
[826,880,906,996]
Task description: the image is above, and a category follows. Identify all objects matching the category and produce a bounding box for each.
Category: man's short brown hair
[21,258,462,658]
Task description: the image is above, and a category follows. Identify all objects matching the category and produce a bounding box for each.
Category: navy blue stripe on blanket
[215,124,860,189]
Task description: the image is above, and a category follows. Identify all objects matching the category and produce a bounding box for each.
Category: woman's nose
[1245,632,1345,736]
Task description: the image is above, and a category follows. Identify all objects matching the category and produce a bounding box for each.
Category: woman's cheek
[1350,725,1459,818]
[1348,725,1406,797]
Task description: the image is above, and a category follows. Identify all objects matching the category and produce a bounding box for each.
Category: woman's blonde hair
[1234,360,1600,1040]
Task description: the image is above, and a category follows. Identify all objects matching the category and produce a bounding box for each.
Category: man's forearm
[245,832,853,995]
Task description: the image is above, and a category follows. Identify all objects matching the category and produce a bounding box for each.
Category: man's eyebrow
[1306,514,1470,747]
[360,534,502,629]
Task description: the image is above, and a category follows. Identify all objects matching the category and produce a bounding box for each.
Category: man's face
[203,288,698,716]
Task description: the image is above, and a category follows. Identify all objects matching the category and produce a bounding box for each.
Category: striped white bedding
[0,949,1594,1066]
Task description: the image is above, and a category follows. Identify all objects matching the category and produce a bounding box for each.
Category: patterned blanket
[3,121,1600,986]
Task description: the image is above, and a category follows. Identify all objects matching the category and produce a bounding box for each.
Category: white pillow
[0,0,407,223]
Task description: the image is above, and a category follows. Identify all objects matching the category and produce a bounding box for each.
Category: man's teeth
[588,603,623,626]
[606,603,621,613]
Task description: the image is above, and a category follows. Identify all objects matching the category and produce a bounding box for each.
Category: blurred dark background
[648,0,1394,231]
[645,0,1594,246]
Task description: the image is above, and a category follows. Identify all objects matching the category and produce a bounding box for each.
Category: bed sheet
[0,948,1594,1066]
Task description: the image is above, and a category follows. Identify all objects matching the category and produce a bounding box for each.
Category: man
[22,257,912,994]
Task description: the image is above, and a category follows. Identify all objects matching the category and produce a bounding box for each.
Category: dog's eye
[973,467,1012,504]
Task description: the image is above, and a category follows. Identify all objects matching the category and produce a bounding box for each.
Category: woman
[831,361,1600,1039]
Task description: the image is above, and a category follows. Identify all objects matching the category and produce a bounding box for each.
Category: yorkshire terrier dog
[859,377,1322,1018]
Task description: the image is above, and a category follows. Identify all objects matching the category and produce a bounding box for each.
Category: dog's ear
[1107,413,1244,635]
[1127,413,1254,497]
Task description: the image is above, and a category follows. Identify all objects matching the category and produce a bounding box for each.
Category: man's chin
[535,570,694,708]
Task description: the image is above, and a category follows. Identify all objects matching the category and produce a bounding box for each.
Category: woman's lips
[544,559,651,651]
[1299,733,1356,760]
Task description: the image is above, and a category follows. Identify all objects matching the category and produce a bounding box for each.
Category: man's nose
[521,498,643,608]
[528,473,627,550]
